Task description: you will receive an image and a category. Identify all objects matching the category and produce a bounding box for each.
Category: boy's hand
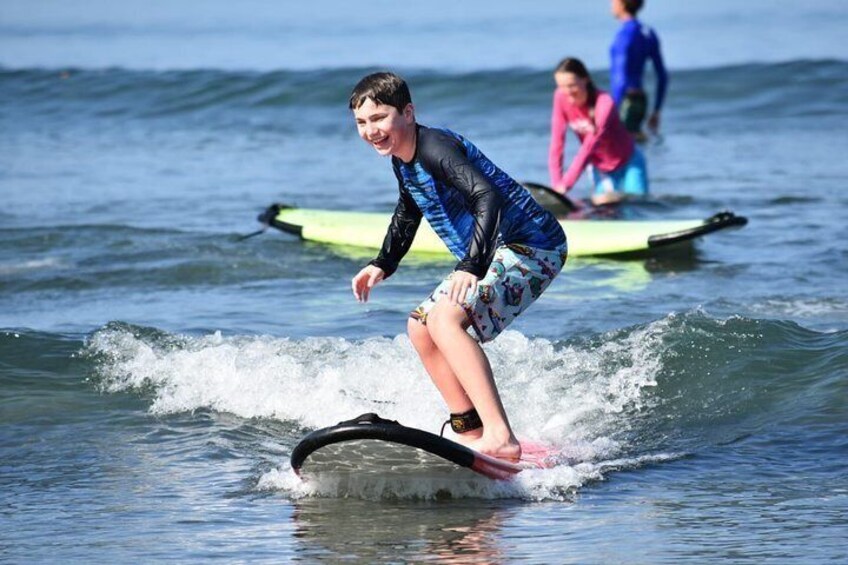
[448,271,479,306]
[352,265,385,303]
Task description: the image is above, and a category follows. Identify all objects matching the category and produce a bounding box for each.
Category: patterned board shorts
[410,242,568,343]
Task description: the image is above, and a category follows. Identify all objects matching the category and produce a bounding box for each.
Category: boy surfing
[349,72,566,461]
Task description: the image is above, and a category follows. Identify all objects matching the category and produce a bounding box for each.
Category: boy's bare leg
[407,318,482,440]
[426,299,521,461]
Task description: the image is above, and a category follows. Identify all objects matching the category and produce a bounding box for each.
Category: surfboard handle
[339,413,400,427]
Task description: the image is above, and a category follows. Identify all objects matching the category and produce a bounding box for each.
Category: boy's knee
[407,317,433,349]
[427,298,466,336]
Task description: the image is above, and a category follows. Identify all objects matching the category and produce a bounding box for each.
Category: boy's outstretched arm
[369,180,422,278]
[354,176,422,303]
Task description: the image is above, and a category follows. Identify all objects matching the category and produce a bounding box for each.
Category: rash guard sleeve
[369,172,422,279]
[649,31,669,112]
[418,134,502,278]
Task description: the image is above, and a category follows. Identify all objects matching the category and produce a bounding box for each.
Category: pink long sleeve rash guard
[548,89,634,191]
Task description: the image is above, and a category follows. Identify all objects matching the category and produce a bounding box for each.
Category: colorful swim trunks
[410,242,568,343]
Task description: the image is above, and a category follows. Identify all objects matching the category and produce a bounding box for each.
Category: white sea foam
[87,320,672,500]
[750,297,848,319]
[254,447,684,502]
[0,256,68,275]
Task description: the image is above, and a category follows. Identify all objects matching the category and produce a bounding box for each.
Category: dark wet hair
[349,72,413,112]
[553,57,598,107]
[623,0,643,16]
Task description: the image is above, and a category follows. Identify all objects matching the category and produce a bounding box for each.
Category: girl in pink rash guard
[548,57,648,205]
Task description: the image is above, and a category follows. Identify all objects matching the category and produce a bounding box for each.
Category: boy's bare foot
[451,429,522,461]
[451,429,483,446]
[465,436,522,462]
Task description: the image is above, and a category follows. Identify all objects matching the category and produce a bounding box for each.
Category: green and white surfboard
[259,205,747,258]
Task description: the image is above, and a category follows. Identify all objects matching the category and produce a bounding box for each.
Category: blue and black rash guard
[610,19,668,112]
[369,125,566,279]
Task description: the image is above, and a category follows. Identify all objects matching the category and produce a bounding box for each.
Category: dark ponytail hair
[554,57,598,108]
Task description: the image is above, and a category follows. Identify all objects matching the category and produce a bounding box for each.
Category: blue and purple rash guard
[610,19,668,112]
[370,125,566,279]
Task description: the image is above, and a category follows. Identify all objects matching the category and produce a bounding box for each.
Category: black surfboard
[291,413,553,482]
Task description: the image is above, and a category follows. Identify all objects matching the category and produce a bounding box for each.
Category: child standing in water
[349,72,567,461]
[549,57,649,205]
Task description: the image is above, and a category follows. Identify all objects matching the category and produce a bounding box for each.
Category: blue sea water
[2,1,848,562]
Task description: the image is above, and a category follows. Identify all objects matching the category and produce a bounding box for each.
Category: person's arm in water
[352,177,422,303]
[647,29,668,134]
[560,94,616,192]
[548,91,570,192]
[420,132,503,304]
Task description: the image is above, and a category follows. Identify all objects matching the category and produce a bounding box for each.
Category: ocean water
[2,1,848,563]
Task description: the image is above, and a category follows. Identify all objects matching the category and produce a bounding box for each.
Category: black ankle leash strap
[439,408,483,437]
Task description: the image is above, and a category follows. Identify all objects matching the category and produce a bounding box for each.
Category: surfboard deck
[291,413,556,481]
[259,204,746,258]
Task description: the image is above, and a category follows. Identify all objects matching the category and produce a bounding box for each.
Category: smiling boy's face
[353,98,416,161]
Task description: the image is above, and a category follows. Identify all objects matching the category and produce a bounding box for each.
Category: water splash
[84,319,676,500]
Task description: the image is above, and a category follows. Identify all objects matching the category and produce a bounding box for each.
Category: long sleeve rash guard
[370,126,565,279]
[609,18,668,112]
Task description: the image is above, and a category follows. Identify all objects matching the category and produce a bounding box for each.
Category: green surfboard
[259,205,746,258]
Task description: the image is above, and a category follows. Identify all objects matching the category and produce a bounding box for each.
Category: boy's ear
[403,103,416,122]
